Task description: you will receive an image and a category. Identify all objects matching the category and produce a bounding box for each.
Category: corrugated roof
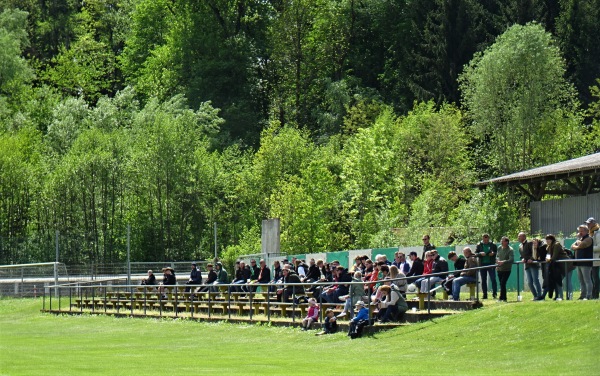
[477,152,600,186]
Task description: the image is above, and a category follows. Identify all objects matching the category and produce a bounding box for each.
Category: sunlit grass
[0,297,597,375]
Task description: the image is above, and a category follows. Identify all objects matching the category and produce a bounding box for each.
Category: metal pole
[214,222,217,259]
[127,225,131,286]
[55,230,59,298]
[517,263,522,302]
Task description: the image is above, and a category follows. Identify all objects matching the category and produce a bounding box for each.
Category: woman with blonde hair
[389,265,407,297]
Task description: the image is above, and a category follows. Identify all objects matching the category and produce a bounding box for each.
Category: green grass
[0,297,598,375]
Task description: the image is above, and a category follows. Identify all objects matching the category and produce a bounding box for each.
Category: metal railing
[42,258,599,327]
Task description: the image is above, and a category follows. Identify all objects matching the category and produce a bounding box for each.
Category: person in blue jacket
[348,301,370,339]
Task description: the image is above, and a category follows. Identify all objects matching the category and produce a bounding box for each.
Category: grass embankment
[0,298,597,375]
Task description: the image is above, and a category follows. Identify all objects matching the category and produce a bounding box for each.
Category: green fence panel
[326,251,349,268]
[371,247,397,262]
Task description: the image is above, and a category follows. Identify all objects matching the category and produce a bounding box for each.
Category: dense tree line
[1,1,599,265]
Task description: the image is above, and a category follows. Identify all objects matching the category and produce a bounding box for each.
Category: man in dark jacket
[421,234,436,259]
[518,232,541,300]
[277,266,303,302]
[320,266,352,303]
[185,263,202,292]
[407,251,424,284]
[475,233,498,299]
[443,251,465,293]
[303,258,321,283]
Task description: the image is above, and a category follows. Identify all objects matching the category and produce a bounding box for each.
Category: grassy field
[0,297,598,376]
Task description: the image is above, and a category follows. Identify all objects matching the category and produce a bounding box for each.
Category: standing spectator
[571,224,593,300]
[518,232,541,300]
[451,248,478,301]
[185,263,202,293]
[532,239,551,300]
[421,234,436,260]
[496,237,514,302]
[393,252,411,274]
[545,234,568,300]
[301,298,319,330]
[475,233,498,299]
[586,217,600,299]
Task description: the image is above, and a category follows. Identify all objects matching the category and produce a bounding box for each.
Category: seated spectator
[376,285,408,323]
[442,251,465,294]
[185,263,202,293]
[393,252,411,274]
[316,309,338,335]
[231,261,250,293]
[194,263,217,294]
[210,262,228,293]
[248,259,271,292]
[363,259,376,295]
[418,250,448,295]
[277,265,303,302]
[348,301,370,339]
[412,251,435,292]
[296,259,308,280]
[389,265,407,297]
[303,258,320,283]
[320,265,352,303]
[158,267,176,298]
[337,271,364,319]
[451,247,478,301]
[141,270,156,286]
[406,251,424,284]
[350,256,365,275]
[301,298,319,330]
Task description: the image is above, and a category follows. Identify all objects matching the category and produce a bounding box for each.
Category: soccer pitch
[0,298,597,375]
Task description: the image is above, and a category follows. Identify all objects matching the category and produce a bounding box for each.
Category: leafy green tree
[0,9,33,95]
[556,0,600,105]
[460,23,582,175]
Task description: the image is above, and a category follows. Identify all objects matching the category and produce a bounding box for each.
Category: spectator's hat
[207,263,213,267]
[586,217,596,224]
[355,301,365,307]
[192,262,196,266]
[216,262,222,267]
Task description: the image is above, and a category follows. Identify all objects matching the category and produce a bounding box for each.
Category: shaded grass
[0,297,598,375]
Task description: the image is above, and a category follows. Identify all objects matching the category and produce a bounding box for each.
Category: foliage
[460,23,583,175]
[0,8,33,94]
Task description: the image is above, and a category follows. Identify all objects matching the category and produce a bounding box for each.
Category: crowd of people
[139,217,599,338]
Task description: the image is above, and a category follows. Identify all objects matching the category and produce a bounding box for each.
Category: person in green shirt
[475,233,498,299]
